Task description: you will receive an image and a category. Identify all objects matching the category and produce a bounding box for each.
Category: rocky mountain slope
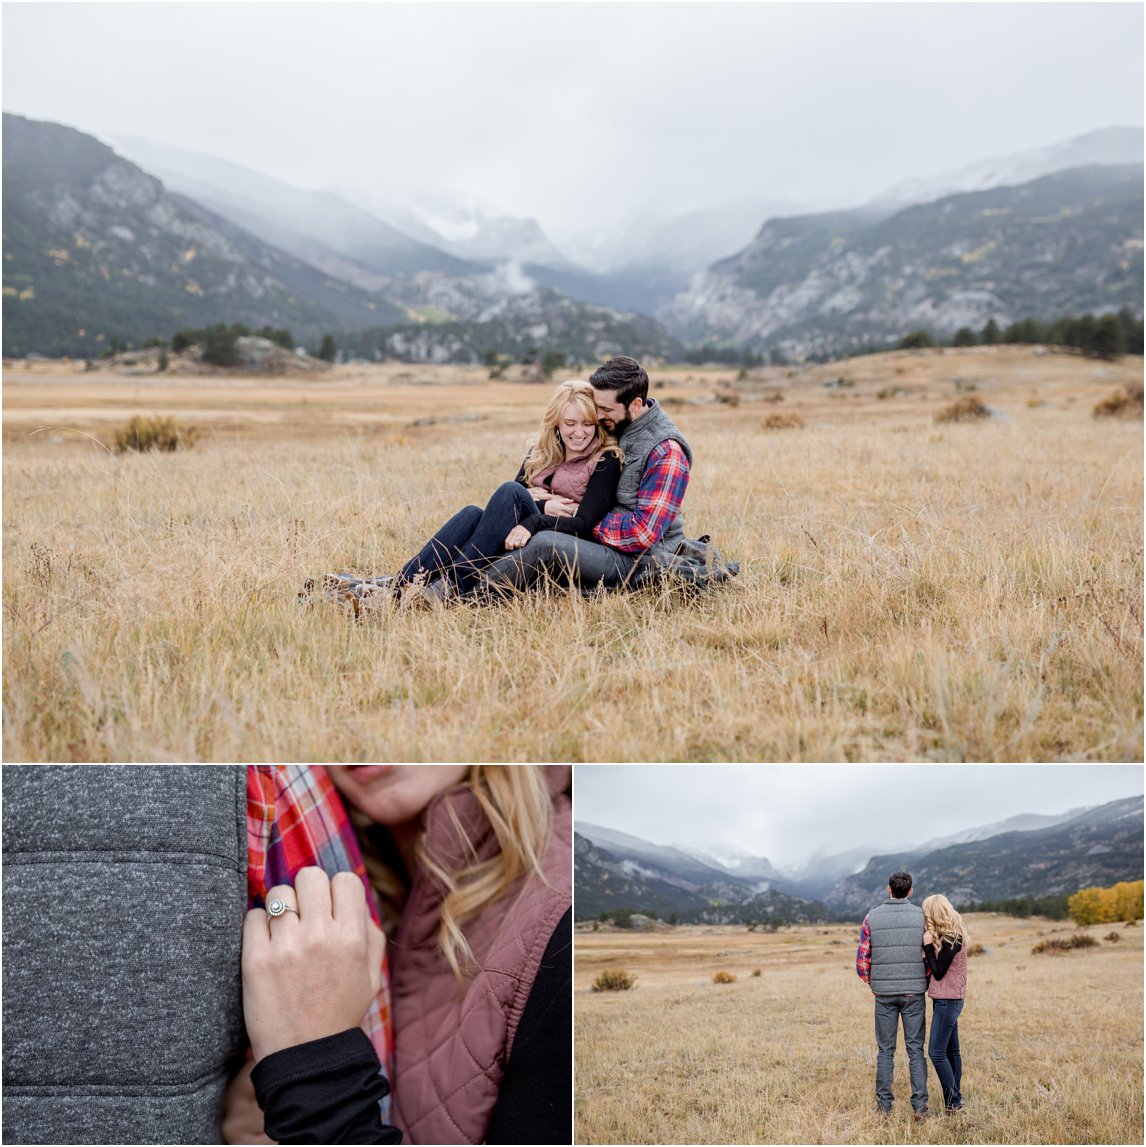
[2,113,407,356]
[824,796,1144,916]
[663,164,1144,357]
[341,287,684,364]
[575,796,1143,923]
[574,824,833,925]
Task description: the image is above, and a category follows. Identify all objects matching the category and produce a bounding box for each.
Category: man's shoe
[913,1108,930,1122]
[945,1104,964,1115]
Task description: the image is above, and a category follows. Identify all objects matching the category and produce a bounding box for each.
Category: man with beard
[478,355,693,595]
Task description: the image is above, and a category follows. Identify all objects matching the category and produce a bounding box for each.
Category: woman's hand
[504,524,531,550]
[544,496,578,518]
[222,1059,276,1145]
[527,485,551,501]
[242,867,385,1063]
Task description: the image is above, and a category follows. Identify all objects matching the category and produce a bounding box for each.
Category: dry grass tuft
[113,414,200,454]
[1094,383,1144,419]
[592,968,637,992]
[967,942,986,957]
[761,412,805,430]
[1105,931,1123,943]
[936,395,991,423]
[1032,933,1099,954]
[751,967,762,977]
[712,969,737,984]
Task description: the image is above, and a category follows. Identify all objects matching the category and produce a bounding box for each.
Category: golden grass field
[573,916,1145,1144]
[3,347,1142,761]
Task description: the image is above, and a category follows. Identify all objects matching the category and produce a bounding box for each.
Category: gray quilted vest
[868,897,927,996]
[2,765,247,1144]
[613,399,693,564]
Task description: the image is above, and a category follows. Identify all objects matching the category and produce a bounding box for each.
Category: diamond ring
[266,898,300,919]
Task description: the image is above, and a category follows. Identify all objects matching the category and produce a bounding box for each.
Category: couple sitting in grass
[310,355,734,609]
[857,871,970,1121]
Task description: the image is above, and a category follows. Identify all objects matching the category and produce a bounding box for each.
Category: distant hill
[871,125,1144,209]
[1,113,406,356]
[573,823,830,925]
[341,287,685,364]
[825,796,1144,917]
[108,137,481,283]
[663,164,1144,357]
[576,796,1143,924]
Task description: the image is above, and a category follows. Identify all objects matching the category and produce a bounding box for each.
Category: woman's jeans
[928,997,964,1109]
[399,482,539,596]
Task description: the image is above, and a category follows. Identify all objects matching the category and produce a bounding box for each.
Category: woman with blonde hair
[234,765,572,1144]
[922,893,968,1114]
[392,378,623,605]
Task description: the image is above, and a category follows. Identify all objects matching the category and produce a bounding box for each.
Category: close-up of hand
[222,1059,276,1145]
[241,867,385,1063]
[544,496,577,517]
[504,523,531,549]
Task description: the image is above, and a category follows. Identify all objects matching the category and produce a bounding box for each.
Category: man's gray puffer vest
[868,897,927,995]
[2,766,248,1145]
[613,399,692,565]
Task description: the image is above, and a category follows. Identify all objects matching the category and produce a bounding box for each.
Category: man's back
[869,898,926,995]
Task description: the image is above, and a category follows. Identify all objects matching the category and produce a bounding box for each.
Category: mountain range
[4,114,1143,360]
[574,795,1143,923]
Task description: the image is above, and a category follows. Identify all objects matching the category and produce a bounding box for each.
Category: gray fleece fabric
[3,765,247,1145]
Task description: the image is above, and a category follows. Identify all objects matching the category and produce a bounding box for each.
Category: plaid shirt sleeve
[856,915,872,984]
[592,439,690,553]
[247,766,394,1099]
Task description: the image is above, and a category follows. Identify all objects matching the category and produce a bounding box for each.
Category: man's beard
[608,414,633,437]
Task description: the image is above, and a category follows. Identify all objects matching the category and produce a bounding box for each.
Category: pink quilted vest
[928,942,968,1000]
[388,767,571,1145]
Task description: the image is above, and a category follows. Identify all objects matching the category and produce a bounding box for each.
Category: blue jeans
[477,531,636,597]
[874,993,929,1112]
[928,998,964,1109]
[399,482,539,595]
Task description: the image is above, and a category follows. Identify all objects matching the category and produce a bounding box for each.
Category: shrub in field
[936,395,990,423]
[1104,931,1122,943]
[762,412,805,430]
[1069,880,1144,925]
[1032,933,1099,954]
[1093,383,1144,419]
[113,415,200,454]
[751,968,762,977]
[967,943,986,957]
[591,969,637,992]
[712,970,737,984]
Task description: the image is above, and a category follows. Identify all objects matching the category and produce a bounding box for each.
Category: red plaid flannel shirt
[593,435,691,553]
[247,766,394,1092]
[856,915,872,984]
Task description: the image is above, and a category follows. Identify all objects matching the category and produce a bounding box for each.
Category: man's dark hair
[590,355,648,407]
[888,871,912,899]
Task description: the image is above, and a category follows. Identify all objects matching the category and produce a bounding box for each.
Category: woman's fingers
[330,871,367,929]
[263,882,303,934]
[293,867,333,921]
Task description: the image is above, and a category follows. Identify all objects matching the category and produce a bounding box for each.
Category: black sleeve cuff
[251,1028,401,1144]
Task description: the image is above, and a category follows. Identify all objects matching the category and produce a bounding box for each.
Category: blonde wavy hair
[522,379,623,487]
[352,766,556,984]
[922,893,969,951]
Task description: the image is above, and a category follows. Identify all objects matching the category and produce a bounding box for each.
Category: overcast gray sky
[573,765,1145,868]
[3,2,1142,239]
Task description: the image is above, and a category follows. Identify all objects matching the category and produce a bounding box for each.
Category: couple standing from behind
[856,871,969,1120]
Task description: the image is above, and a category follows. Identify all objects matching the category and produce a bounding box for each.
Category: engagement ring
[267,898,299,919]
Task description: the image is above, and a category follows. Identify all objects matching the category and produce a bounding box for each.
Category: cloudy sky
[3,2,1142,240]
[573,765,1145,868]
